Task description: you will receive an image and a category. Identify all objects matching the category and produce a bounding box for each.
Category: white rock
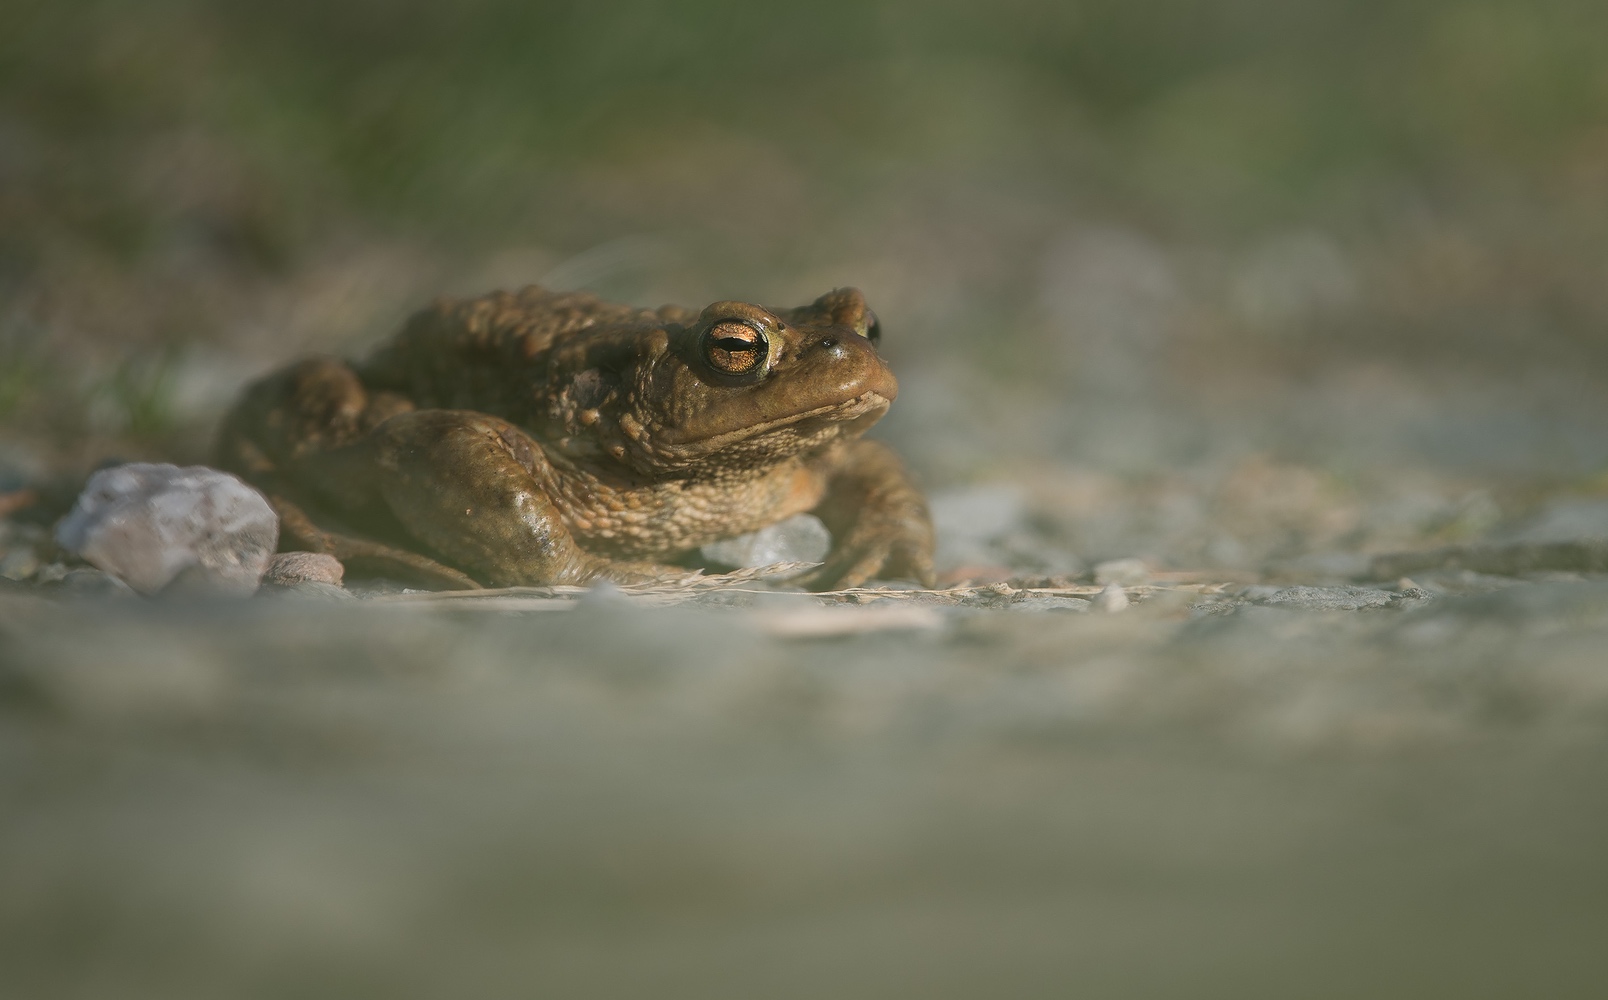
[55,463,279,596]
[702,514,831,569]
[1093,583,1130,613]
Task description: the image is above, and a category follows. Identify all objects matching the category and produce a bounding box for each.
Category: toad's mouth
[750,389,892,436]
[813,389,893,435]
[673,390,893,453]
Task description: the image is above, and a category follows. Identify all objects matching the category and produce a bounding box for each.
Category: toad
[218,285,935,590]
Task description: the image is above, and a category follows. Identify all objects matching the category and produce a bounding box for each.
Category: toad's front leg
[799,439,936,591]
[315,410,661,587]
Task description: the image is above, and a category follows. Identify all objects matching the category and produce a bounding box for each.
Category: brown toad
[218,285,935,590]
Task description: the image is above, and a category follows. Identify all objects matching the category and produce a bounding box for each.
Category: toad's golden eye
[702,321,768,376]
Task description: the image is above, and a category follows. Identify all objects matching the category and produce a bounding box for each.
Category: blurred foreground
[5,583,1608,998]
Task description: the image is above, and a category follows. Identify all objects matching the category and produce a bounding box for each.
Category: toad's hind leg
[221,360,675,587]
[272,493,482,590]
[306,409,632,588]
[218,357,483,588]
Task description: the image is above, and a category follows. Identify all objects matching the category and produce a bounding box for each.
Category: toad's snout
[799,326,898,404]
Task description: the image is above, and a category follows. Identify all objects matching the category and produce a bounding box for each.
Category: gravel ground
[4,567,1608,998]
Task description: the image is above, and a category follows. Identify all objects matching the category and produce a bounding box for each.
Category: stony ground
[5,482,1608,998]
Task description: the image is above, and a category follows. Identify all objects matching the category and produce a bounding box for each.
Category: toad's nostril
[818,336,839,349]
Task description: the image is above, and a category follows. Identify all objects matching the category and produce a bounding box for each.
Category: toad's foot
[798,439,936,591]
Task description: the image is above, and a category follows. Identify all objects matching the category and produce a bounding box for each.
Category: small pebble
[262,552,345,588]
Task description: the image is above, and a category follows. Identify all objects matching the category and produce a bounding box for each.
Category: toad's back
[356,287,696,428]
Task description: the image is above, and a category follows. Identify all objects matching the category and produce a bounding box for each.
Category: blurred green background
[3,0,1607,479]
